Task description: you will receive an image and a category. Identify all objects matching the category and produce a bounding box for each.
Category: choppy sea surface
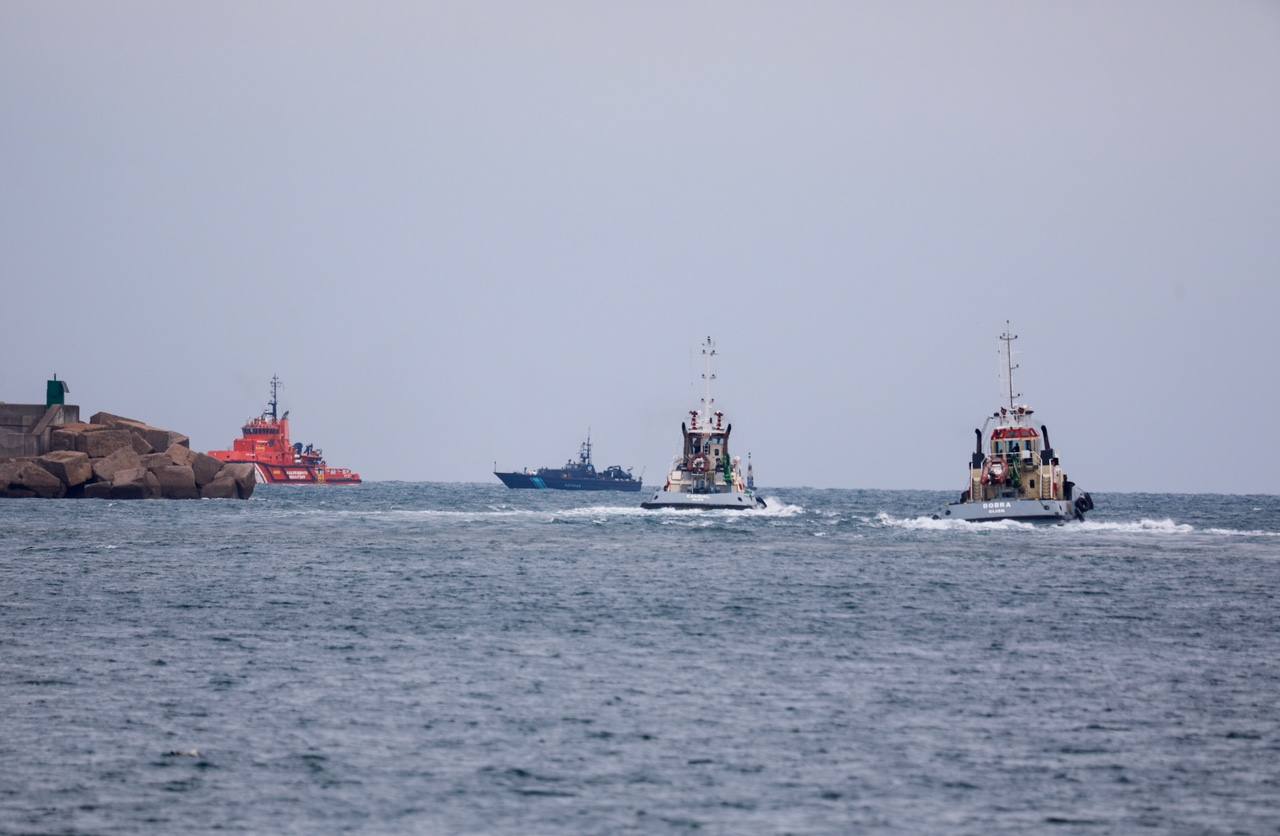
[2,484,1278,834]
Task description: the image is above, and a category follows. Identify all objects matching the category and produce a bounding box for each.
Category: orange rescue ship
[208,375,361,485]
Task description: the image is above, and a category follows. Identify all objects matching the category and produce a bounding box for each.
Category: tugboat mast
[700,336,717,423]
[999,322,1020,412]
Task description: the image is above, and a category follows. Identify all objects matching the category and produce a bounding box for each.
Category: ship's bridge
[682,409,732,473]
[991,426,1040,460]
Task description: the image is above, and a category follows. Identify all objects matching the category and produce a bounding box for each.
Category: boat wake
[875,512,1280,537]
[312,500,804,523]
[875,512,1036,531]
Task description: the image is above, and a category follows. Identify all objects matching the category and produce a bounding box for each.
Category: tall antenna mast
[700,336,717,421]
[999,321,1020,411]
[268,374,282,420]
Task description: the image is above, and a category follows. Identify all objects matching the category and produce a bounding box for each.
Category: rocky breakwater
[0,412,254,500]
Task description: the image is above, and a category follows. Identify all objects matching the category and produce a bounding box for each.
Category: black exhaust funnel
[1040,424,1054,464]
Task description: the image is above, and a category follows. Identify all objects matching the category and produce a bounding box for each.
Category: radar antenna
[580,428,592,467]
[999,322,1020,411]
[700,336,717,422]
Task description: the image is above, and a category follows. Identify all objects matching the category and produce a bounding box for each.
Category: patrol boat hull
[935,494,1093,524]
[641,489,766,510]
[495,471,642,492]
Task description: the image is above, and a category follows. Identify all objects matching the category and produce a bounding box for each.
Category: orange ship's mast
[266,374,282,420]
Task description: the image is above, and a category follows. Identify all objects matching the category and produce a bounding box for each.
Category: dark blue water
[2,485,1278,834]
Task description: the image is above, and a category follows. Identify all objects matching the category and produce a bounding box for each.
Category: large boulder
[49,423,97,452]
[77,429,136,459]
[200,475,238,499]
[36,451,92,487]
[0,460,24,488]
[109,466,150,500]
[11,462,66,498]
[217,463,256,499]
[142,428,189,453]
[83,481,114,499]
[92,448,143,483]
[191,452,223,488]
[153,465,198,499]
[89,413,186,456]
[140,452,176,472]
[129,434,155,454]
[164,443,197,468]
[89,412,149,431]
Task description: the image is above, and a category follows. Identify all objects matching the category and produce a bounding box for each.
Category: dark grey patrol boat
[494,434,641,492]
[934,324,1093,523]
[642,337,766,511]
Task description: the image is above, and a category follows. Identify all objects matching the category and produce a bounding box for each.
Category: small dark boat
[495,434,641,492]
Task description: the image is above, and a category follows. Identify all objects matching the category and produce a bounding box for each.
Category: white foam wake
[313,499,804,522]
[875,512,1280,537]
[875,512,1034,531]
[1075,518,1193,534]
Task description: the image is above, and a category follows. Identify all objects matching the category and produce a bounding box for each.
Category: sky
[2,1,1277,492]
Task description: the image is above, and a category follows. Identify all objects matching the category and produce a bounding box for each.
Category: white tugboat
[935,324,1093,523]
[641,337,766,511]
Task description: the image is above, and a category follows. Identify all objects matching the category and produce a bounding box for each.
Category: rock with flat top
[93,448,143,483]
[37,451,92,487]
[90,412,149,431]
[49,423,96,452]
[78,429,135,459]
[153,465,198,499]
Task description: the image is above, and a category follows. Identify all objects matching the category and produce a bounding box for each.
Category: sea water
[2,485,1278,833]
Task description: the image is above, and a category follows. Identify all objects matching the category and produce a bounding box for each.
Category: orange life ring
[689,456,707,473]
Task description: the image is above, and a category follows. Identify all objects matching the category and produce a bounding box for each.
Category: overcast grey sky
[2,2,1277,492]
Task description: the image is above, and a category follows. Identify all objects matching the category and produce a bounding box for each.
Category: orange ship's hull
[244,462,362,485]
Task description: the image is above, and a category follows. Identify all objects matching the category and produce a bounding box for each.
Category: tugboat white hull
[934,494,1093,524]
[641,490,766,510]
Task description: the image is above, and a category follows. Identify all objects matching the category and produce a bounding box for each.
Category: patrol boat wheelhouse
[935,324,1093,523]
[641,337,766,510]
